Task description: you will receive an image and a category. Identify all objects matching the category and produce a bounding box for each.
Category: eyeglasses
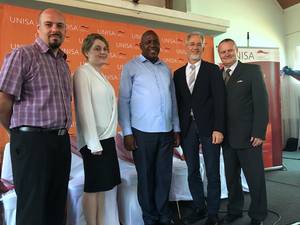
[187,42,203,48]
[92,46,109,52]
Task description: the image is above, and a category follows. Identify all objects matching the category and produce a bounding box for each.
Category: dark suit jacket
[225,61,269,148]
[173,60,225,137]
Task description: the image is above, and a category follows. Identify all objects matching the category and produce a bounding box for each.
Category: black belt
[13,126,68,136]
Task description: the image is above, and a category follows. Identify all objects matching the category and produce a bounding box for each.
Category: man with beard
[173,32,225,225]
[0,8,72,225]
[118,30,180,225]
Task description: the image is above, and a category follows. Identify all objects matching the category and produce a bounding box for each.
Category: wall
[187,0,286,67]
[0,2,216,167]
[284,3,300,69]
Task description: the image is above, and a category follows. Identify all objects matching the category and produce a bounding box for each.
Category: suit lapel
[181,64,192,95]
[227,61,242,87]
[192,61,205,94]
[180,61,204,96]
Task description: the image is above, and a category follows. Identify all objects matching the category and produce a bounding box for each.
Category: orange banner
[0,5,4,62]
[0,3,214,161]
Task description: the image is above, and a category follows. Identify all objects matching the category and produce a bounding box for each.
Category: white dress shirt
[185,60,201,85]
[224,60,238,76]
[73,63,117,153]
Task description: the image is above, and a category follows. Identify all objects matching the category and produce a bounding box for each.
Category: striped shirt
[0,38,72,129]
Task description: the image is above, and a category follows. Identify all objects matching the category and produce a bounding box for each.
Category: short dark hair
[218,38,237,49]
[81,33,109,58]
[141,30,159,43]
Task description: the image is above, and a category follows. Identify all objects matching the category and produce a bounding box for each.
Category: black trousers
[181,120,221,216]
[222,144,267,221]
[132,128,174,225]
[10,129,71,225]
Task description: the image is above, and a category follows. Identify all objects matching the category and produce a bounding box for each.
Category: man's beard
[48,34,63,50]
[190,54,201,61]
[49,41,61,50]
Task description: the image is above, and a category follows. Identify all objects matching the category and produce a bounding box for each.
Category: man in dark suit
[173,32,225,225]
[217,38,268,225]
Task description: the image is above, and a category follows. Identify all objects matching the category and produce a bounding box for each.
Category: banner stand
[238,47,283,169]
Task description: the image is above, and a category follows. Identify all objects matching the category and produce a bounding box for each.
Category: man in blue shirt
[118,30,180,225]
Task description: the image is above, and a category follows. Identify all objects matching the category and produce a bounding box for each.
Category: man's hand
[218,63,225,70]
[212,131,223,144]
[173,132,180,147]
[250,137,264,147]
[124,134,137,151]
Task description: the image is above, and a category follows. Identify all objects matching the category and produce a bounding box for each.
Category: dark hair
[218,38,237,49]
[81,33,109,58]
[141,30,159,42]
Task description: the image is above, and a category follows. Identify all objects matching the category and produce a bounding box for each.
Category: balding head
[37,8,65,25]
[37,8,66,51]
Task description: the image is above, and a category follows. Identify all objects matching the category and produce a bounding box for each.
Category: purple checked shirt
[0,38,72,129]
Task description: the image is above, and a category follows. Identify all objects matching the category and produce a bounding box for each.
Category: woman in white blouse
[73,33,121,225]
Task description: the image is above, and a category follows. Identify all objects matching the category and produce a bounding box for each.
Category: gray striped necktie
[188,64,196,93]
[224,68,231,85]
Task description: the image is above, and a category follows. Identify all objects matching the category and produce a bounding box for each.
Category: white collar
[224,60,238,74]
[187,60,201,69]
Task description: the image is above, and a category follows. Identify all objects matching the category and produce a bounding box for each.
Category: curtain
[280,75,300,150]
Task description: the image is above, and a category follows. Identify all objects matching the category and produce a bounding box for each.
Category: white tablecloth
[118,153,249,225]
[1,143,16,225]
[67,175,119,225]
[1,144,248,225]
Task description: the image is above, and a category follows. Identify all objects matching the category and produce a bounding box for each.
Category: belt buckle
[58,129,66,136]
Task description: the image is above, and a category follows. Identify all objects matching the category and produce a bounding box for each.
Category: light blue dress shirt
[118,55,180,136]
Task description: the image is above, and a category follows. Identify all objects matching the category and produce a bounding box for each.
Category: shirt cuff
[122,127,133,136]
[173,125,180,133]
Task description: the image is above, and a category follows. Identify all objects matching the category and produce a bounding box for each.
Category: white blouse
[73,63,117,153]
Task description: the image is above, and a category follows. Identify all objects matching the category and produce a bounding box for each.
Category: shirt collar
[224,60,238,74]
[138,54,161,64]
[35,37,67,60]
[187,59,201,69]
